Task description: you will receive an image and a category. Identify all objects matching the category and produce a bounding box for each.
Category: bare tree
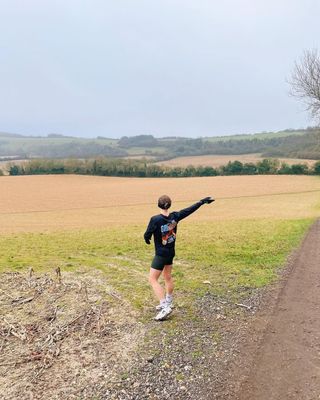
[290,49,320,123]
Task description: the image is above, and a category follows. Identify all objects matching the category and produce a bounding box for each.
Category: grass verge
[0,218,313,309]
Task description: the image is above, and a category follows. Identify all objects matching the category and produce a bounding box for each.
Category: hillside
[0,128,319,160]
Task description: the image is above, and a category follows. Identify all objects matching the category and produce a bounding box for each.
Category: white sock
[160,299,167,307]
[166,294,173,303]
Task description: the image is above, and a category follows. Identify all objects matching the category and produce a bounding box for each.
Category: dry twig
[105,289,122,301]
[55,267,62,284]
[12,296,34,305]
[235,303,252,310]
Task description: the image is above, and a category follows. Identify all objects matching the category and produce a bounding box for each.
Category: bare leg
[163,265,174,296]
[149,268,165,301]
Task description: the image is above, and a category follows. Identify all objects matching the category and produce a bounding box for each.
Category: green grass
[204,129,308,142]
[176,219,312,297]
[0,218,313,309]
[0,136,118,155]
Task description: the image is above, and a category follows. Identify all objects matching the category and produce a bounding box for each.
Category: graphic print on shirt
[161,220,177,245]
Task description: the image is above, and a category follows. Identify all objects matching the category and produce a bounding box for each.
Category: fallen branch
[55,267,62,284]
[235,303,252,310]
[12,296,34,305]
[2,319,27,341]
[62,311,88,329]
[83,284,89,301]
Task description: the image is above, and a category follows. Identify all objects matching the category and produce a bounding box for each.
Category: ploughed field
[0,175,319,233]
[155,154,317,168]
[0,175,319,399]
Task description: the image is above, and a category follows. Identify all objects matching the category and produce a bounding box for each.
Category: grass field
[0,174,319,307]
[155,154,317,168]
[203,129,307,142]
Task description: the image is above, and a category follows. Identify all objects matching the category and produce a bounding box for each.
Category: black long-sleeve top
[144,201,203,258]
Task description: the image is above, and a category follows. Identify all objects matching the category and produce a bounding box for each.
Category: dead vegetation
[0,269,143,400]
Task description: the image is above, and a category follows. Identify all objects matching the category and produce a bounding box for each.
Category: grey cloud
[0,0,319,137]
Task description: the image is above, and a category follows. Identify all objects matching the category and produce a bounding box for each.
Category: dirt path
[237,219,320,400]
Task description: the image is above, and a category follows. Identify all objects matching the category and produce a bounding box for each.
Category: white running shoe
[154,306,172,321]
[156,301,174,311]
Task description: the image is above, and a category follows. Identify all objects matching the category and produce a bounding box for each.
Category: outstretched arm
[176,197,214,221]
[144,217,156,244]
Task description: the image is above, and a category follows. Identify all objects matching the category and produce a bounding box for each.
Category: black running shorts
[151,255,174,271]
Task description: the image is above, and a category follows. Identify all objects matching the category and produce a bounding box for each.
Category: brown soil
[155,154,317,168]
[0,175,319,233]
[1,175,319,215]
[233,219,320,400]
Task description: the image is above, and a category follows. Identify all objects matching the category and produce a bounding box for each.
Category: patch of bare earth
[0,270,143,400]
[116,290,264,400]
[155,154,317,168]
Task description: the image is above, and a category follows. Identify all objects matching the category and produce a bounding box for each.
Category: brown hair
[158,195,171,210]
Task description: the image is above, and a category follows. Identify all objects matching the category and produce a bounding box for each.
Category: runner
[144,195,214,321]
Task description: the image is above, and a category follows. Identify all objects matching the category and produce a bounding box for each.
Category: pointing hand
[200,196,215,204]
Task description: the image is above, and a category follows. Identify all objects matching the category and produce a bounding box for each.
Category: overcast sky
[1,0,320,138]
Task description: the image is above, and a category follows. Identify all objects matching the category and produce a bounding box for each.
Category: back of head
[158,195,171,210]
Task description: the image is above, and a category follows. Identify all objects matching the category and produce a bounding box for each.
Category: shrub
[313,161,320,174]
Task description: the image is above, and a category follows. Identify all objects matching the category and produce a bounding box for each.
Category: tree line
[5,158,320,177]
[159,129,320,160]
[1,129,320,161]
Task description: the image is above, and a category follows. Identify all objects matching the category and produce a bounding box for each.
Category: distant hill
[0,128,319,160]
[204,128,309,142]
[0,131,25,138]
[156,128,320,160]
